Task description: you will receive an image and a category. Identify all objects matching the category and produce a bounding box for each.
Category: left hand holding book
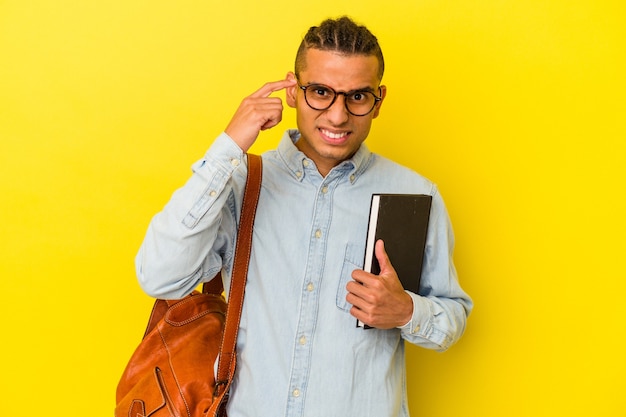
[346,240,414,329]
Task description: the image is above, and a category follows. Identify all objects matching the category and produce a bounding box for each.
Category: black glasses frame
[297,82,382,116]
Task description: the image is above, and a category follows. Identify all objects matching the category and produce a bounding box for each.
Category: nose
[324,93,350,125]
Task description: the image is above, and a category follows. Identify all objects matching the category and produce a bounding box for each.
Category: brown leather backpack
[115,154,262,417]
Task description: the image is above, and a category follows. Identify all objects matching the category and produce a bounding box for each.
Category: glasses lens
[345,91,377,116]
[304,85,335,110]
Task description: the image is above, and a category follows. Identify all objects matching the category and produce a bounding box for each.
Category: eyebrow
[304,81,378,95]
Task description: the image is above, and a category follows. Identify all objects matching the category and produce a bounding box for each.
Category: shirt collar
[277,129,372,183]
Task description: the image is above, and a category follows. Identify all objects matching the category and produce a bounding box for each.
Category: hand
[225,78,297,151]
[346,240,414,329]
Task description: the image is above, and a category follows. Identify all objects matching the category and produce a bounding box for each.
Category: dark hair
[295,16,384,81]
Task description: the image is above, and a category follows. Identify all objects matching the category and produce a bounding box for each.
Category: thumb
[375,239,396,277]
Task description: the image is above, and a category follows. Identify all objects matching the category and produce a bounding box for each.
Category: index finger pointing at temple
[251,79,297,98]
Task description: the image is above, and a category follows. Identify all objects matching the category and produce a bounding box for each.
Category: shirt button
[303,160,310,167]
[299,335,307,345]
[321,186,328,194]
[292,389,301,398]
[314,229,322,239]
[209,190,217,197]
[230,158,240,167]
[306,283,314,292]
[349,174,356,182]
[412,325,421,334]
[295,171,302,178]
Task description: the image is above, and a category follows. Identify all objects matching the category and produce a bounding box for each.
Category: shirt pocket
[336,244,364,312]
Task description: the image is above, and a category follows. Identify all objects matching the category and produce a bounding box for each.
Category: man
[136,16,472,417]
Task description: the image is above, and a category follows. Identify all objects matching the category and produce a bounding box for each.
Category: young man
[136,16,472,417]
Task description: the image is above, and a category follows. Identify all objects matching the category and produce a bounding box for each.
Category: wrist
[398,291,414,328]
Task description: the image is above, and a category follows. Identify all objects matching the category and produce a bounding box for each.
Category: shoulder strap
[213,153,262,397]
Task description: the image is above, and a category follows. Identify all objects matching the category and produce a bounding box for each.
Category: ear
[286,72,298,108]
[372,85,387,119]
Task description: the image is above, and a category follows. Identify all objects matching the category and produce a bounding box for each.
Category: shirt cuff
[206,132,245,166]
[397,291,431,336]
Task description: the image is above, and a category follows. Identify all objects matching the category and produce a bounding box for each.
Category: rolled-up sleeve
[135,133,246,299]
[398,187,473,350]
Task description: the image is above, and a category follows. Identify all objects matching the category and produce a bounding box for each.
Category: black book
[357,194,432,328]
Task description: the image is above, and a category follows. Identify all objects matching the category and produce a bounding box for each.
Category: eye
[349,91,369,102]
[309,85,333,99]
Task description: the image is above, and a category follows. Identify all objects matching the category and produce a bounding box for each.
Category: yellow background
[1,1,624,416]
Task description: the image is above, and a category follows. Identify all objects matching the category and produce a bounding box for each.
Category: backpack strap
[212,153,262,402]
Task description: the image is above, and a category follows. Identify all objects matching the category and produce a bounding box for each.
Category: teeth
[322,129,347,139]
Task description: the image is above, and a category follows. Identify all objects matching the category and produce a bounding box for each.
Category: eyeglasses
[297,81,382,116]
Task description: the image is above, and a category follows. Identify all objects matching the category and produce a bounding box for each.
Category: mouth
[319,128,350,144]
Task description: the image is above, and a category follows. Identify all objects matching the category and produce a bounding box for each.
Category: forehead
[299,49,380,89]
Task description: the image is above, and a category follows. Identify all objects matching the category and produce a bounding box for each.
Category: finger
[251,79,297,98]
[374,239,395,276]
[351,268,375,286]
[260,112,282,131]
[346,286,373,313]
[348,273,381,306]
[350,305,368,323]
[346,279,368,298]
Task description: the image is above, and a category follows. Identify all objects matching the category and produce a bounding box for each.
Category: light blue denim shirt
[136,129,472,417]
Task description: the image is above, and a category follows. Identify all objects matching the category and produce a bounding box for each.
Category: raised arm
[136,78,294,299]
